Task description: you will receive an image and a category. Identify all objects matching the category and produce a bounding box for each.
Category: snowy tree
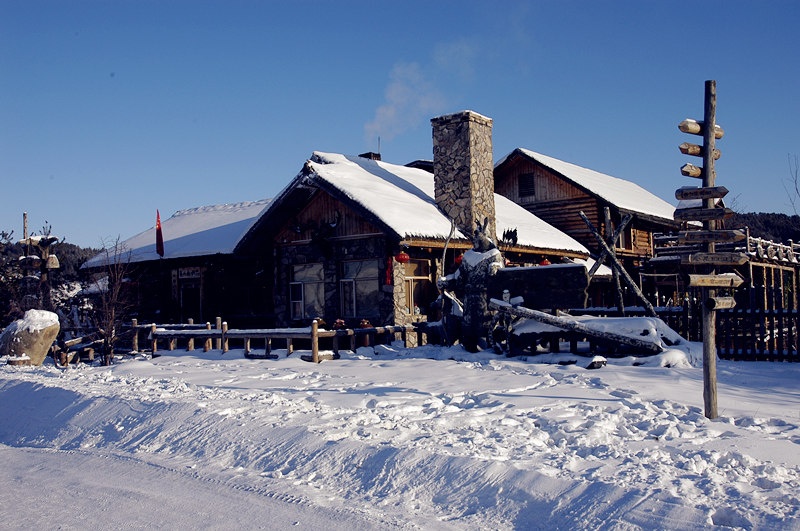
[89,237,135,365]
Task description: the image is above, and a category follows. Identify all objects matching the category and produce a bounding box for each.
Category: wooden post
[604,207,625,314]
[131,319,139,353]
[215,317,222,350]
[222,321,229,352]
[580,211,657,317]
[187,318,195,351]
[311,319,320,363]
[204,322,212,352]
[701,80,719,420]
[150,324,158,354]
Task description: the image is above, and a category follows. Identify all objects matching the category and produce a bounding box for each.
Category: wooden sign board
[679,142,721,160]
[675,186,729,201]
[674,207,734,222]
[678,118,725,139]
[680,163,703,179]
[704,296,737,310]
[689,273,744,288]
[687,252,749,266]
[679,229,746,244]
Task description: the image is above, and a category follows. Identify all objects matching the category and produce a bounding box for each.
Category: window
[518,172,536,201]
[404,259,434,315]
[290,263,324,320]
[340,260,380,318]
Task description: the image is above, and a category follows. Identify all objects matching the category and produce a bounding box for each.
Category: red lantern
[395,250,410,264]
[539,258,551,266]
[454,253,463,266]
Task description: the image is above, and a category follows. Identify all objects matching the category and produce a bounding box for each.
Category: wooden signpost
[678,229,745,244]
[673,80,745,420]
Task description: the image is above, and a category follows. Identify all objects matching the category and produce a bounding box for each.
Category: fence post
[150,324,157,354]
[204,322,212,352]
[222,321,229,352]
[311,319,320,363]
[187,318,195,351]
[131,318,139,353]
[215,317,222,350]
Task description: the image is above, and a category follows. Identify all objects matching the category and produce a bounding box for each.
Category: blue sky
[2,0,799,248]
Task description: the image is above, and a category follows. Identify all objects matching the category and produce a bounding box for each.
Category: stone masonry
[431,110,497,242]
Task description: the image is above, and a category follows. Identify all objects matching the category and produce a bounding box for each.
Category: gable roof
[498,148,677,224]
[83,199,271,268]
[243,152,589,257]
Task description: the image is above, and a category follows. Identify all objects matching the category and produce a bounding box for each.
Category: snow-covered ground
[1,339,798,530]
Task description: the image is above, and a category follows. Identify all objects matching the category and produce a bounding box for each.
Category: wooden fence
[716,308,798,362]
[570,306,798,362]
[127,306,798,363]
[130,318,417,363]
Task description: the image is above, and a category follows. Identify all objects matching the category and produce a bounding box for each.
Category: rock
[586,355,607,370]
[0,309,60,366]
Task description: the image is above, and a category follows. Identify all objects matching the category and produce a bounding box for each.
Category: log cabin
[81,200,274,326]
[494,148,683,306]
[238,111,592,328]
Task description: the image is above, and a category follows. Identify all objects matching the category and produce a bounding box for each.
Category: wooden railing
[133,318,417,363]
[716,308,798,362]
[571,306,799,362]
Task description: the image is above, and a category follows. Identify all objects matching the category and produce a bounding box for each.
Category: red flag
[155,210,165,257]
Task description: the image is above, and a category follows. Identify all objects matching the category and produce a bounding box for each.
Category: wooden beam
[586,213,632,277]
[579,211,657,317]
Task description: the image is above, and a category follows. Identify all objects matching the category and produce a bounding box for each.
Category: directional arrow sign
[687,252,749,266]
[689,273,745,288]
[679,229,746,244]
[675,186,729,201]
[680,163,703,178]
[678,118,725,139]
[679,142,721,160]
[674,207,735,222]
[704,297,737,310]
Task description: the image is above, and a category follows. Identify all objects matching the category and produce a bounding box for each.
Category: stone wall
[431,110,496,242]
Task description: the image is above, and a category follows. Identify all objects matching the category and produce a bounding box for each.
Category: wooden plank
[678,118,725,139]
[689,273,744,288]
[686,252,749,266]
[678,229,746,243]
[674,186,729,201]
[674,207,734,222]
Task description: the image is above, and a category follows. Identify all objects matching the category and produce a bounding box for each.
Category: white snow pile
[4,309,59,333]
[1,341,798,530]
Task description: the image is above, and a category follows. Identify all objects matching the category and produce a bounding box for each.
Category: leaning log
[489,300,664,354]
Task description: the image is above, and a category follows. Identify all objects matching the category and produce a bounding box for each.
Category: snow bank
[1,344,798,529]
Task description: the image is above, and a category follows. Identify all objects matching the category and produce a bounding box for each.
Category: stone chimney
[431,110,496,242]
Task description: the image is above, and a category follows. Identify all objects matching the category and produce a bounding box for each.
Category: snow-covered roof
[503,149,677,223]
[301,152,589,256]
[83,199,271,268]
